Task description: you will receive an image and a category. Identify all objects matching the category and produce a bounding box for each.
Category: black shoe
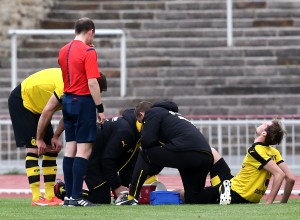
[63,197,70,206]
[115,198,138,205]
[69,198,96,207]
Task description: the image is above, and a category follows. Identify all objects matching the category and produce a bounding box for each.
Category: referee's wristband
[96,104,104,113]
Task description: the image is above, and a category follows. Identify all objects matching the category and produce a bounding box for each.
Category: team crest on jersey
[31,137,37,146]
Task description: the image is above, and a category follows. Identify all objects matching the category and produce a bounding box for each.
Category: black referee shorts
[62,93,97,143]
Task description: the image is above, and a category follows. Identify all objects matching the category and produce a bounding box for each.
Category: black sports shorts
[8,84,53,148]
[62,93,96,143]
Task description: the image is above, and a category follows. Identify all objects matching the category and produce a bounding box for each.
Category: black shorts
[62,93,97,143]
[8,85,53,148]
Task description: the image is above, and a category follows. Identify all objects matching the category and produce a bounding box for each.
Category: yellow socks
[42,153,58,200]
[25,153,42,201]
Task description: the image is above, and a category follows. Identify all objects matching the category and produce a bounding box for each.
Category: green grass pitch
[0,198,299,220]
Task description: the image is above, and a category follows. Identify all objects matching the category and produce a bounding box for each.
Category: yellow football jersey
[21,68,63,114]
[231,143,283,203]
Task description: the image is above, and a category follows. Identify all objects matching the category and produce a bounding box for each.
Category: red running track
[0,174,299,199]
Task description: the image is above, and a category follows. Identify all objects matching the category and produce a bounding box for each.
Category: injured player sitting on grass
[176,120,295,205]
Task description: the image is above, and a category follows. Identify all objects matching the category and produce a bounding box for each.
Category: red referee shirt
[58,40,100,95]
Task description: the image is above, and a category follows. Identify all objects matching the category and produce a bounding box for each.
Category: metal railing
[8,29,127,97]
[227,0,233,47]
[0,118,299,175]
[192,118,300,174]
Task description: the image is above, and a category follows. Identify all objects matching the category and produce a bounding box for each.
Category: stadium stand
[0,2,299,197]
[0,0,300,116]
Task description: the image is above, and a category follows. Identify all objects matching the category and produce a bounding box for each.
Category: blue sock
[63,156,74,198]
[72,157,88,199]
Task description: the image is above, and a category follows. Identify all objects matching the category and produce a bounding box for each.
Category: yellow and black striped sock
[25,152,42,201]
[42,152,58,200]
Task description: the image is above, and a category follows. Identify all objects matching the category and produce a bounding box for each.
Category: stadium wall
[0,0,54,63]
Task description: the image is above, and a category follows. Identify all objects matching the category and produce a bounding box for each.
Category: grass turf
[0,198,299,220]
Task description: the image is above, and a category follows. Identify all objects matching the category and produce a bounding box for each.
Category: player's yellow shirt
[230,142,283,203]
[21,68,63,114]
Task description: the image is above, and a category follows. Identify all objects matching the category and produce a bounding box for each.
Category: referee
[58,17,106,207]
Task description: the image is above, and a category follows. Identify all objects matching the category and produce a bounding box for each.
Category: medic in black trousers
[84,108,142,203]
[55,108,142,204]
[116,100,213,205]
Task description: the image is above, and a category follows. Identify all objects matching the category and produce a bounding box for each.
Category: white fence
[192,118,300,174]
[0,118,299,175]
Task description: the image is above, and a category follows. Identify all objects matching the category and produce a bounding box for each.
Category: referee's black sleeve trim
[86,48,95,52]
[54,91,62,104]
[248,144,269,170]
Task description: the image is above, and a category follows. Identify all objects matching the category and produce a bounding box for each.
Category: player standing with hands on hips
[58,17,106,207]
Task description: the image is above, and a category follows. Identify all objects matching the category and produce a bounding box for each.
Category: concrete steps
[20,34,300,46]
[19,27,300,39]
[2,64,300,76]
[2,93,300,116]
[3,73,300,97]
[100,94,300,116]
[1,0,300,116]
[16,44,300,60]
[48,0,300,11]
[46,9,300,23]
[3,56,300,70]
[40,18,300,30]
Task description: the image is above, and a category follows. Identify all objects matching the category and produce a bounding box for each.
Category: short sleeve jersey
[58,40,100,95]
[21,68,64,114]
[230,142,284,203]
